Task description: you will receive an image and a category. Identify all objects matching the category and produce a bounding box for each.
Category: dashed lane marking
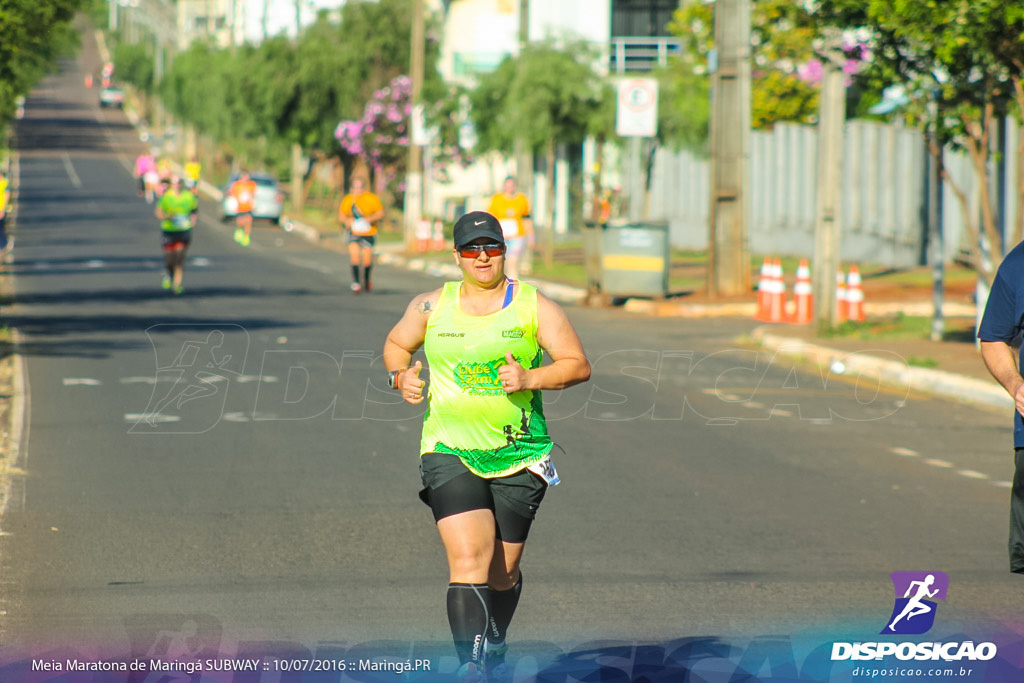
[63,378,102,386]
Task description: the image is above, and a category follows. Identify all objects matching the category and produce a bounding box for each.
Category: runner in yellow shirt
[0,170,12,254]
[183,156,202,197]
[383,211,590,682]
[488,176,534,280]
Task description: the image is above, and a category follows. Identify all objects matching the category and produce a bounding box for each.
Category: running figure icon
[887,574,939,632]
[146,330,234,426]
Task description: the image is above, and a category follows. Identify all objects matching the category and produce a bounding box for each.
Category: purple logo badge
[881,571,949,635]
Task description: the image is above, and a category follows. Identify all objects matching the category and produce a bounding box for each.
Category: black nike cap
[452,211,505,248]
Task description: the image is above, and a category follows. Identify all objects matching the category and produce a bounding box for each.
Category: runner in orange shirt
[338,176,385,292]
[228,171,257,247]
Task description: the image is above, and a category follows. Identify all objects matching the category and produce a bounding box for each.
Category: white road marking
[62,153,82,188]
[124,413,180,423]
[890,447,919,457]
[63,378,102,386]
[923,458,954,468]
[120,377,157,384]
[957,470,989,480]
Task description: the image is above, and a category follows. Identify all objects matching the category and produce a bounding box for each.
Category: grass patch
[816,314,975,342]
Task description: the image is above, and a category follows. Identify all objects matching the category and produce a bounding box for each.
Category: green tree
[470,40,609,267]
[0,0,83,136]
[113,41,154,93]
[666,0,851,144]
[814,1,1024,281]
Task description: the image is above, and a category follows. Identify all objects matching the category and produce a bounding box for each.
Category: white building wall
[432,0,612,225]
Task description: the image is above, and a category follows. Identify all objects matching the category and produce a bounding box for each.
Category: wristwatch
[387,370,401,390]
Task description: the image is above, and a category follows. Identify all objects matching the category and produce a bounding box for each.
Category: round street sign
[616,78,659,138]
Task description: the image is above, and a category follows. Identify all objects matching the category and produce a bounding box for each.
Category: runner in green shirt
[155,175,198,295]
[383,211,590,683]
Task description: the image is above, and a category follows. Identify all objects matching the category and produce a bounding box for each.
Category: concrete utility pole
[403,0,426,250]
[812,42,846,328]
[707,0,751,297]
[514,0,532,189]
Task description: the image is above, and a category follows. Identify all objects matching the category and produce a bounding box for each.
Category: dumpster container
[600,220,669,298]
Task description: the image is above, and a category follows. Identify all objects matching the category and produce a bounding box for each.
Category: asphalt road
[0,44,1021,681]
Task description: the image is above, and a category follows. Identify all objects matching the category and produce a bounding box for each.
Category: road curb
[751,326,1012,411]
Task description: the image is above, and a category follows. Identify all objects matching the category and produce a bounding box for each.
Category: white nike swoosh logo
[474,220,486,225]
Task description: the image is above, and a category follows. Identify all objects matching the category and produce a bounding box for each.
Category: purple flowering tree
[335,75,413,199]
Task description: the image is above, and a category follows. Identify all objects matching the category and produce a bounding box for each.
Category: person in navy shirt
[978,240,1024,574]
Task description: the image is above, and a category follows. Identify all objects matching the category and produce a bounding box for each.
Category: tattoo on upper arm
[417,299,433,315]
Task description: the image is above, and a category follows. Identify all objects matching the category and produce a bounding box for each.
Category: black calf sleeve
[447,583,491,665]
[488,572,523,645]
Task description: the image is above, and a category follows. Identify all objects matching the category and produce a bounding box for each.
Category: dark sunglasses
[457,243,505,259]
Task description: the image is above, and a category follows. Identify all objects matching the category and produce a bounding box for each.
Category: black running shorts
[418,452,548,544]
[161,230,192,250]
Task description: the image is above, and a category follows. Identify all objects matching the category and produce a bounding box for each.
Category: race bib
[351,218,372,235]
[527,455,560,486]
[239,191,253,204]
[172,214,191,229]
[499,218,519,238]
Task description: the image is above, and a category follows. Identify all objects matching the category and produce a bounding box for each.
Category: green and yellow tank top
[421,280,551,478]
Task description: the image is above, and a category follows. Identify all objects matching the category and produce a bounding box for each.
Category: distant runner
[338,176,384,293]
[228,171,257,247]
[155,175,198,295]
[0,169,11,254]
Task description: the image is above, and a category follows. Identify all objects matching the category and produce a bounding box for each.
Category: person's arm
[981,340,1024,415]
[365,195,385,224]
[498,292,590,393]
[383,289,441,404]
[338,196,353,229]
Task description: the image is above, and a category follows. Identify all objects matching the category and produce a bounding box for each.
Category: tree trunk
[543,140,556,269]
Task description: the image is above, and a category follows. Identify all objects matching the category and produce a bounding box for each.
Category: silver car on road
[221,172,285,225]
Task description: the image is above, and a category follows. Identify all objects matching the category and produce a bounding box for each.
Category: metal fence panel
[645,118,984,268]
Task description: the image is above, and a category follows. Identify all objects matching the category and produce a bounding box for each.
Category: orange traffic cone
[755,258,786,323]
[755,257,772,320]
[790,259,813,324]
[835,269,848,323]
[846,265,865,322]
[85,74,93,88]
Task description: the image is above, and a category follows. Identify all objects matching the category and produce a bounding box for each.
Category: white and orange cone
[755,257,772,321]
[790,259,813,325]
[846,264,865,322]
[836,269,848,323]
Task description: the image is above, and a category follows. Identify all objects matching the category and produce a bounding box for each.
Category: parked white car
[99,86,125,109]
[220,172,285,225]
